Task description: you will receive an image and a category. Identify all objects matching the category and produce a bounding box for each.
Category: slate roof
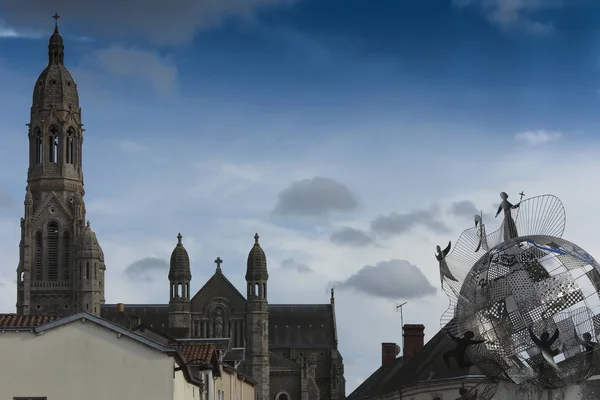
[348,356,406,400]
[101,304,168,333]
[268,304,336,347]
[101,302,338,348]
[0,314,61,329]
[223,348,245,364]
[348,325,484,399]
[269,351,301,370]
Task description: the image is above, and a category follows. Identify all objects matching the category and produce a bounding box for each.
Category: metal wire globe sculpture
[438,193,600,397]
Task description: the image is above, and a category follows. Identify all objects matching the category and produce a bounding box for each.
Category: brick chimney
[403,324,425,358]
[381,342,400,367]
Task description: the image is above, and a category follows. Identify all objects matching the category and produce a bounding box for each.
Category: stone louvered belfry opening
[63,232,70,280]
[66,127,75,164]
[35,231,43,280]
[47,222,59,280]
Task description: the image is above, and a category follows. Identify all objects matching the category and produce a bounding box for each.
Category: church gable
[30,191,73,226]
[190,271,247,314]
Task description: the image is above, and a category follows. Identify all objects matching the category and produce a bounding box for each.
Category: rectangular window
[14,398,47,400]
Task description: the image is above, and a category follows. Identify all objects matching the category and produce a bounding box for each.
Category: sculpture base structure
[489,380,600,399]
[496,381,568,399]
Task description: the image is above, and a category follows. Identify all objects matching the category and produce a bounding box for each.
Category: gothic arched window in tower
[34,128,43,165]
[47,222,59,281]
[63,231,70,280]
[48,126,59,163]
[35,231,43,280]
[66,128,75,164]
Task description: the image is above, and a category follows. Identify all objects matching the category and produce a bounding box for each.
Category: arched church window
[47,222,59,281]
[66,128,75,164]
[34,128,43,165]
[35,231,43,280]
[263,283,267,298]
[48,126,59,163]
[193,319,200,337]
[177,283,182,297]
[94,262,97,279]
[255,283,259,297]
[63,231,70,280]
[276,392,290,400]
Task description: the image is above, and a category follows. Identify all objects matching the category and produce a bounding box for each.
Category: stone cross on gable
[215,257,223,270]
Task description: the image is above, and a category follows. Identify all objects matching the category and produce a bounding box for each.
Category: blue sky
[2,0,600,393]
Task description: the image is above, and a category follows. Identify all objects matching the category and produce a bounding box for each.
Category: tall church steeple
[17,15,105,317]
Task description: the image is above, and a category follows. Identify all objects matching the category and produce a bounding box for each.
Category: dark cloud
[123,257,169,282]
[93,46,178,95]
[448,200,496,225]
[332,259,436,300]
[370,208,449,237]
[330,227,374,247]
[273,177,358,217]
[280,258,313,274]
[0,0,295,45]
[449,200,478,219]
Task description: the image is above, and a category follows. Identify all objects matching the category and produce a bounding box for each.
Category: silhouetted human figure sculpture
[575,331,596,354]
[529,326,560,370]
[474,212,488,253]
[436,242,458,288]
[574,329,597,373]
[495,192,520,241]
[443,330,485,369]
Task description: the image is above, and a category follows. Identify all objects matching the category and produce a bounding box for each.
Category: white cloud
[94,46,178,95]
[515,129,562,146]
[454,0,562,34]
[0,22,41,39]
[119,140,147,153]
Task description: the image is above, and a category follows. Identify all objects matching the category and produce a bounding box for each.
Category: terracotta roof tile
[0,314,61,329]
[177,343,215,364]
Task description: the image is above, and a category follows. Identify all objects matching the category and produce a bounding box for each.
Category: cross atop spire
[52,12,60,30]
[177,233,182,244]
[215,257,223,271]
[254,233,260,245]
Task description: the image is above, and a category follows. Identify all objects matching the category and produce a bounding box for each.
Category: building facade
[15,19,345,400]
[347,324,484,400]
[0,313,217,400]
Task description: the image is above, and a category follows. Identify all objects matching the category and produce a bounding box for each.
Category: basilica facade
[15,20,345,400]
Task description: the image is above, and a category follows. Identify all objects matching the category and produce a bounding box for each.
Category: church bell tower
[16,15,105,316]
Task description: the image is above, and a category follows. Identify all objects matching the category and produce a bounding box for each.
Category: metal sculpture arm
[528,327,543,348]
[574,329,584,346]
[548,329,560,346]
[495,204,502,218]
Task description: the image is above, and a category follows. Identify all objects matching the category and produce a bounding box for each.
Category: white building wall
[0,319,177,400]
[173,367,213,400]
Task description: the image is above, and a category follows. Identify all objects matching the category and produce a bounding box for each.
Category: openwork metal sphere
[438,194,600,395]
[457,235,600,387]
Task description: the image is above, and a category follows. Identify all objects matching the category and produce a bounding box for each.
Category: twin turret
[166,232,270,399]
